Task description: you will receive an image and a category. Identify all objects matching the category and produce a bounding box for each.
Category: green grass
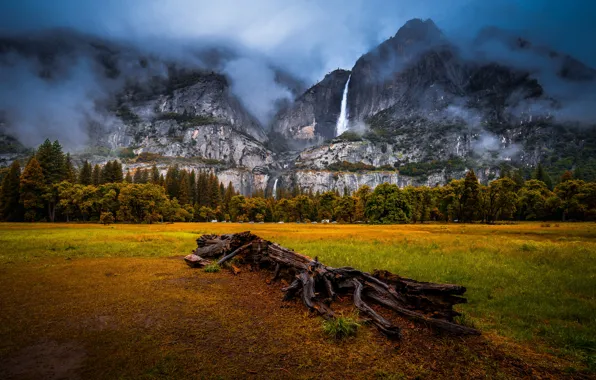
[0,222,595,370]
[203,263,221,273]
[322,316,360,339]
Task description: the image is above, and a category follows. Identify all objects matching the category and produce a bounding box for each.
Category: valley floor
[0,222,594,379]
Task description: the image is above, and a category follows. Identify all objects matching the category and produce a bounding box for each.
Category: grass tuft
[322,316,360,339]
[203,263,221,273]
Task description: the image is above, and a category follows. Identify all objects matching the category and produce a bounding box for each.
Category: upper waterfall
[335,75,351,136]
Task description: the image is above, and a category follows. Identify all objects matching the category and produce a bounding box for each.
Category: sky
[2,0,595,79]
[0,0,595,148]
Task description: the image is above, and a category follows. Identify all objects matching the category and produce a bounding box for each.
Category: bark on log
[187,231,480,338]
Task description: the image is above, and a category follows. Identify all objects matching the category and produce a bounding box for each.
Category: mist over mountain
[0,1,595,194]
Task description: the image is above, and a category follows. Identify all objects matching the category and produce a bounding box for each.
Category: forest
[1,139,595,224]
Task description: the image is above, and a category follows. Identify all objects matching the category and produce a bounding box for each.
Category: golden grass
[0,222,594,378]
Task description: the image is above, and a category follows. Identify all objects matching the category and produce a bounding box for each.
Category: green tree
[461,170,480,222]
[533,163,553,190]
[334,195,357,223]
[79,160,92,186]
[64,153,77,183]
[20,157,46,221]
[0,160,23,221]
[92,164,101,186]
[365,183,411,224]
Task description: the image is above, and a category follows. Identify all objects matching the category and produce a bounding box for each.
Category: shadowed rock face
[271,69,351,145]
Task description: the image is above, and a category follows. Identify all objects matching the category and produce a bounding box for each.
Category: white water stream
[336,75,351,136]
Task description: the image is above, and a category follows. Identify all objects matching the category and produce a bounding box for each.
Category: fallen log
[185,231,480,338]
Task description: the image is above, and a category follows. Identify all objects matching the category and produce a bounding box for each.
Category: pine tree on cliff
[20,157,45,221]
[92,164,101,186]
[79,160,92,185]
[0,160,23,221]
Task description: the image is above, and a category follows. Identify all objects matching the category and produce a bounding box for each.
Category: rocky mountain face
[1,21,595,195]
[271,69,351,145]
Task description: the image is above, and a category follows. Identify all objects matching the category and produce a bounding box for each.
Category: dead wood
[186,231,480,338]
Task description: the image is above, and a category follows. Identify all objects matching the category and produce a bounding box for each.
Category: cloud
[0,0,595,149]
[0,53,107,149]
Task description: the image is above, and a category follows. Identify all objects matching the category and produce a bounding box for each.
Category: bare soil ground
[0,256,587,379]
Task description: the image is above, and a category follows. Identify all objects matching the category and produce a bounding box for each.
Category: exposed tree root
[184,232,480,339]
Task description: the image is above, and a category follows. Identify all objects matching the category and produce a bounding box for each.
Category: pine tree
[92,164,101,186]
[20,157,45,221]
[178,170,190,205]
[165,165,181,199]
[0,160,23,221]
[112,160,124,183]
[461,169,480,222]
[79,160,92,185]
[36,139,66,185]
[150,164,160,184]
[208,173,221,208]
[140,169,149,184]
[63,153,77,183]
[533,163,553,190]
[133,169,142,184]
[223,181,235,213]
[125,169,133,183]
[189,170,197,204]
[100,161,112,184]
[196,171,208,206]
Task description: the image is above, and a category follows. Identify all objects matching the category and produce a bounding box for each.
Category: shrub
[322,316,360,339]
[520,242,538,252]
[203,263,221,273]
[100,212,115,226]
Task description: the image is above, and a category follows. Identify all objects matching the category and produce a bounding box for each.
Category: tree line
[1,139,595,224]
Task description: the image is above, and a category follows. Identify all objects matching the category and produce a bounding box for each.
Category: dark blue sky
[1,0,595,78]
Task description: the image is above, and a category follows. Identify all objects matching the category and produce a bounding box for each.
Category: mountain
[1,20,596,194]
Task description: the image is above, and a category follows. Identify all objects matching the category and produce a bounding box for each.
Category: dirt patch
[0,340,86,380]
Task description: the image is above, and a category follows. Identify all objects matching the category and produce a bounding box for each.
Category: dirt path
[0,257,585,379]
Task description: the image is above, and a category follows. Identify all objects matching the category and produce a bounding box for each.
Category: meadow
[0,222,594,378]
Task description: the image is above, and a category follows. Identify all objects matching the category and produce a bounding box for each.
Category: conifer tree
[150,164,160,184]
[20,157,45,221]
[0,160,23,221]
[133,169,142,184]
[165,165,181,199]
[189,170,197,204]
[64,153,77,183]
[125,169,133,183]
[178,170,190,205]
[533,163,553,190]
[140,169,149,184]
[79,160,92,185]
[92,164,101,186]
[461,169,480,222]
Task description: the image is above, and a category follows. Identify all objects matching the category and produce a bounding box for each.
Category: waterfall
[336,75,351,136]
[272,178,279,200]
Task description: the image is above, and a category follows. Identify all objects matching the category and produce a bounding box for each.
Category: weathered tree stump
[184,232,480,339]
